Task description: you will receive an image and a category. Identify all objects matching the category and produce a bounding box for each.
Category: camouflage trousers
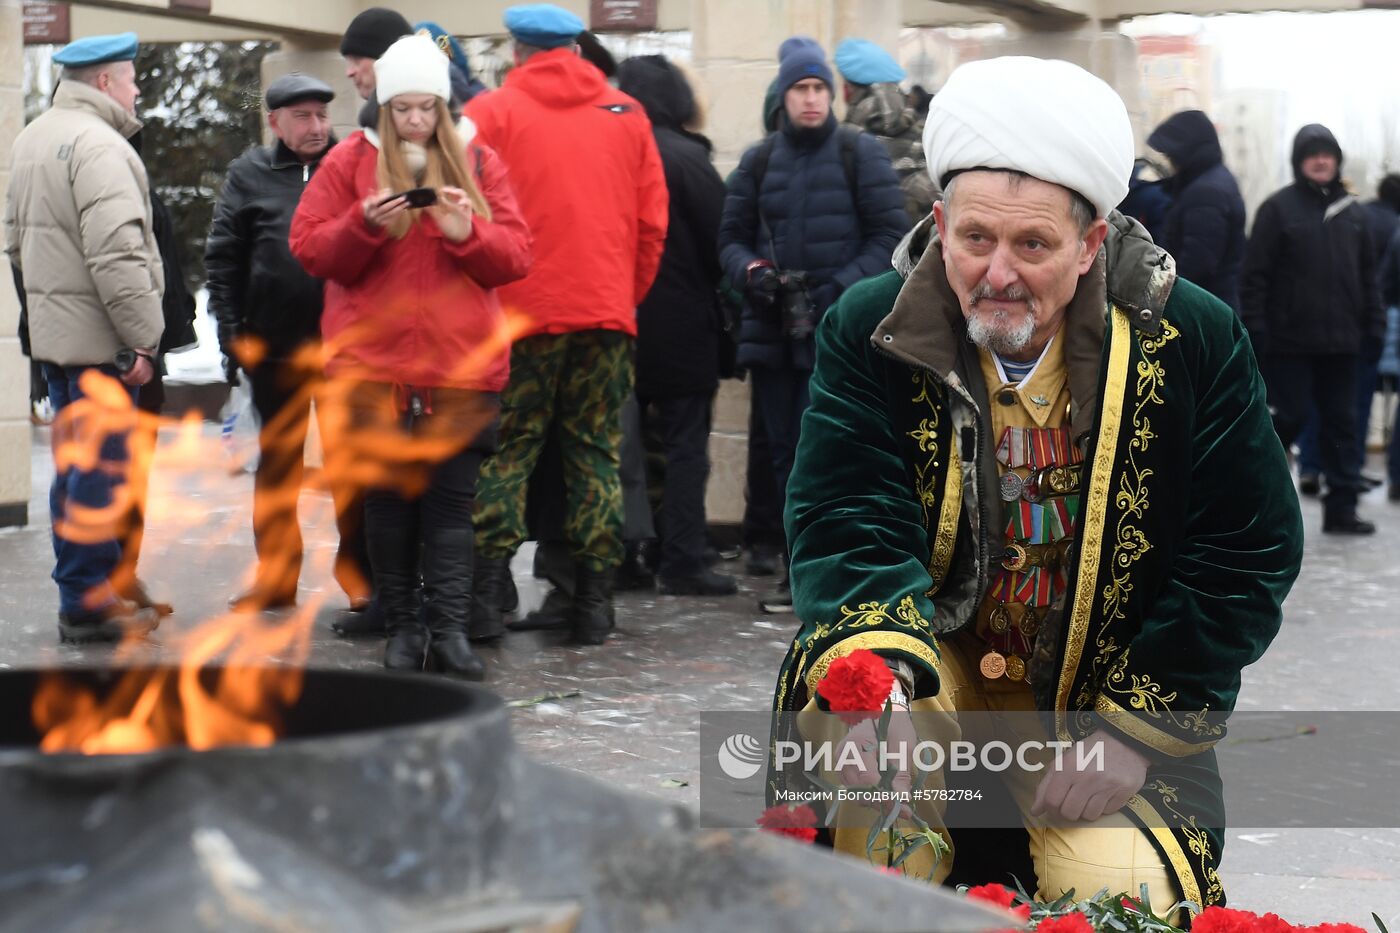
[474,329,635,570]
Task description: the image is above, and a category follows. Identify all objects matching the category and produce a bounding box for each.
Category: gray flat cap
[265,73,335,110]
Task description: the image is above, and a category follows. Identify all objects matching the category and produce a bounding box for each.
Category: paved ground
[2,422,1398,925]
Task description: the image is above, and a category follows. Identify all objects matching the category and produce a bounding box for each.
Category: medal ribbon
[997,426,1083,469]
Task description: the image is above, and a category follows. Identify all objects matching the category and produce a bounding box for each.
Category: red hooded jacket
[289,125,532,391]
[465,49,668,339]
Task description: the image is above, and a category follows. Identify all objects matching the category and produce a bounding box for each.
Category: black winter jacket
[719,112,907,371]
[618,56,728,399]
[1241,124,1384,358]
[206,139,332,359]
[1147,110,1246,311]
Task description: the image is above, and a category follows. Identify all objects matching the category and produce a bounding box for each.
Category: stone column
[0,0,30,528]
[261,37,361,145]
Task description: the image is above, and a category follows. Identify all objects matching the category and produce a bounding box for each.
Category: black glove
[223,355,240,386]
[745,265,780,308]
[809,283,838,317]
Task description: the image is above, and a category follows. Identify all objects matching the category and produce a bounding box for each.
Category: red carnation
[1035,914,1093,933]
[756,804,818,843]
[1256,914,1297,933]
[1295,926,1367,933]
[817,649,895,725]
[1194,907,1270,933]
[966,884,1032,921]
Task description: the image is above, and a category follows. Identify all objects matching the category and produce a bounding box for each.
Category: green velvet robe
[772,215,1304,908]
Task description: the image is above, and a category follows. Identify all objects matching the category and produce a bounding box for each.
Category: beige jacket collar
[54,79,143,140]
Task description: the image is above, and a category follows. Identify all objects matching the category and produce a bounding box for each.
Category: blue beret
[504,4,584,49]
[54,32,139,68]
[834,38,907,86]
[416,22,473,78]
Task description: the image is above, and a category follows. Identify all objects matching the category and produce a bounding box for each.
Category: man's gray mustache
[969,283,1031,305]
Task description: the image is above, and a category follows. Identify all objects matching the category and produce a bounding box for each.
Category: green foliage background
[134,41,274,293]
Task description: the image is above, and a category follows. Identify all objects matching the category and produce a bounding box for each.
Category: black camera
[776,270,816,341]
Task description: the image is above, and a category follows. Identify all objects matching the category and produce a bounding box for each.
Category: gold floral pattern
[1139,779,1225,905]
[1084,320,1179,713]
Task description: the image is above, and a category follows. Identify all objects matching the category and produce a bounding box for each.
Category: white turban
[923,56,1134,218]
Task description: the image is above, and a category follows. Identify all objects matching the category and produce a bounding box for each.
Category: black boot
[384,622,429,671]
[1322,512,1377,535]
[614,540,656,592]
[571,566,615,646]
[507,586,573,631]
[332,596,386,638]
[470,556,512,641]
[427,607,485,680]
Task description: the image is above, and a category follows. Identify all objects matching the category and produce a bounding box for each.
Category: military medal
[1001,543,1029,572]
[1018,609,1041,638]
[979,650,1007,679]
[999,472,1024,501]
[1005,656,1027,681]
[989,604,1012,635]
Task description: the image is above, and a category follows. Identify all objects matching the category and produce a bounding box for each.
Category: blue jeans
[43,364,139,616]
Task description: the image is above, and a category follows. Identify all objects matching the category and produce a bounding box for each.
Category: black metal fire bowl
[0,667,1003,932]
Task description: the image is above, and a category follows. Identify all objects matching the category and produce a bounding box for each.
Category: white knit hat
[375,34,451,105]
[923,57,1134,218]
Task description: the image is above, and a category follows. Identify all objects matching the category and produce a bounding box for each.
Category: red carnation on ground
[1256,914,1298,933]
[756,804,818,843]
[817,649,895,726]
[1194,907,1277,933]
[1035,913,1093,933]
[966,883,1032,921]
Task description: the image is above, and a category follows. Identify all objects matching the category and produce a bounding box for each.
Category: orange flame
[33,303,530,755]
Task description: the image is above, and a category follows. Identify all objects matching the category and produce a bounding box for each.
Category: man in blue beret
[466,3,670,646]
[4,32,166,642]
[834,37,937,224]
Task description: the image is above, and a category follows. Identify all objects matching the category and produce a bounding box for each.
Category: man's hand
[1031,729,1149,823]
[121,350,155,387]
[834,704,917,818]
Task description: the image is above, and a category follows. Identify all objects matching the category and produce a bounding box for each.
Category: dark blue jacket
[719,113,907,371]
[1147,110,1246,312]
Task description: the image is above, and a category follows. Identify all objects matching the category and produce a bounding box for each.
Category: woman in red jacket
[291,34,531,678]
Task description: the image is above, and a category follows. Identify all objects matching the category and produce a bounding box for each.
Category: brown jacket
[4,80,163,365]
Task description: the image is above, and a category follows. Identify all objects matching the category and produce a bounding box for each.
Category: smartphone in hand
[379,187,438,208]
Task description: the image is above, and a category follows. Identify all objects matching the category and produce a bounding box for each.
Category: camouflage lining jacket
[844,83,938,223]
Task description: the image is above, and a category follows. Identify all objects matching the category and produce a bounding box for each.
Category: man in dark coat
[206,74,337,609]
[1147,110,1246,311]
[1242,123,1384,534]
[618,55,736,596]
[719,40,908,612]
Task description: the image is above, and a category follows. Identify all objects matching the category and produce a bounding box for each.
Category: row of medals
[980,452,1081,683]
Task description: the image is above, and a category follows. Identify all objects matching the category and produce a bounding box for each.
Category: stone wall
[0,0,30,528]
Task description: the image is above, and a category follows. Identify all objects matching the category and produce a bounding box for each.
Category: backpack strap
[836,124,860,203]
[750,132,780,193]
